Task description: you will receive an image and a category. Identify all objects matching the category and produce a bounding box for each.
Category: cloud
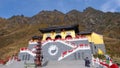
[101,0,120,12]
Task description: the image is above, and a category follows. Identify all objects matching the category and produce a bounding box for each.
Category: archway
[65,35,72,39]
[46,37,52,40]
[55,35,62,39]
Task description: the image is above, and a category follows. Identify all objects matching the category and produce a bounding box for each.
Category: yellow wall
[42,33,49,40]
[42,30,75,40]
[85,32,104,44]
[42,31,104,45]
[92,32,104,44]
[84,35,92,42]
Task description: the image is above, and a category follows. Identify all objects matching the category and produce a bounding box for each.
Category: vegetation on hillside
[0,7,120,60]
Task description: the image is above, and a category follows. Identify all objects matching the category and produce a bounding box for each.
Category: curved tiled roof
[39,24,79,33]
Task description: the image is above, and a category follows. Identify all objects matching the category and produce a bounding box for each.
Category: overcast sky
[0,0,120,18]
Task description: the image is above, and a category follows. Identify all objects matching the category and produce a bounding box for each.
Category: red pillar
[35,41,42,66]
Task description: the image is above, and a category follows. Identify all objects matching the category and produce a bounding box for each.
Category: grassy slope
[0,23,48,59]
[104,37,120,57]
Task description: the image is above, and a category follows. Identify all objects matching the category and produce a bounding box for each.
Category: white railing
[58,44,90,61]
[41,37,88,45]
[55,40,75,48]
[92,57,114,68]
[65,37,88,41]
[42,40,54,46]
[20,49,36,57]
[42,39,90,48]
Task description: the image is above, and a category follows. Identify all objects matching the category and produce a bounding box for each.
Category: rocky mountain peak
[67,9,81,15]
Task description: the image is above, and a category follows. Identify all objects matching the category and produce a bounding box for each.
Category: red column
[35,42,42,66]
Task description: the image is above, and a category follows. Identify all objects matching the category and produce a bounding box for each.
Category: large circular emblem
[48,45,58,56]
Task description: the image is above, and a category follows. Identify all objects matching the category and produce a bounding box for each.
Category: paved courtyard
[41,60,93,68]
[0,60,92,68]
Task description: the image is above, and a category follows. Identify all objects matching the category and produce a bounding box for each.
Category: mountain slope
[0,7,120,59]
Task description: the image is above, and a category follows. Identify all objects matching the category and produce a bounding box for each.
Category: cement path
[41,60,92,68]
[0,60,107,68]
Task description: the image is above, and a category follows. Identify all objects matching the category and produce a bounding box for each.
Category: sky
[0,0,120,18]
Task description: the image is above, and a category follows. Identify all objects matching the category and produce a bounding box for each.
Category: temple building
[38,24,106,61]
[18,24,106,62]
